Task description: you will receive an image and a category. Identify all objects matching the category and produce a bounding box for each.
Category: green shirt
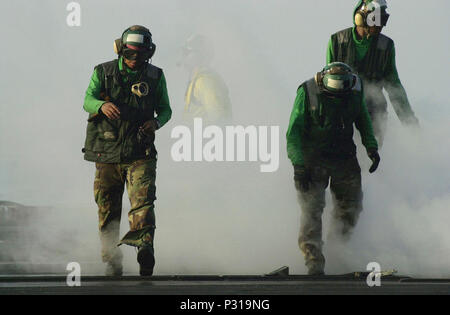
[327,27,371,64]
[83,56,172,128]
[326,27,418,124]
[287,85,378,166]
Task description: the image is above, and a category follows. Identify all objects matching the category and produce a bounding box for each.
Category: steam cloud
[0,0,448,277]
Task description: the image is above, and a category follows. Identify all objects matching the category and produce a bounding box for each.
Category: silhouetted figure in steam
[287,63,380,275]
[179,35,232,125]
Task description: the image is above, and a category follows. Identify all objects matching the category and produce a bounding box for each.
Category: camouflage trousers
[94,159,157,264]
[295,156,363,270]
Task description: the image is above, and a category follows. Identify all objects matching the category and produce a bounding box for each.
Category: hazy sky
[0,0,449,276]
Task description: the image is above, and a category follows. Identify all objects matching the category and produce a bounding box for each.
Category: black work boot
[137,245,155,276]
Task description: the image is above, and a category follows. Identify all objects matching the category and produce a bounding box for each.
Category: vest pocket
[94,120,119,154]
[98,120,118,142]
[85,121,104,153]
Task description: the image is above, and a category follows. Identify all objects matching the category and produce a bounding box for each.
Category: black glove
[368,149,380,173]
[139,119,160,136]
[294,165,312,192]
[137,121,157,148]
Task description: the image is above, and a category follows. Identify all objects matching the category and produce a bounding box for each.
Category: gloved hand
[294,165,312,192]
[139,119,159,136]
[368,149,380,173]
[137,120,158,148]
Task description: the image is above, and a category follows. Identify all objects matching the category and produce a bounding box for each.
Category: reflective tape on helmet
[126,34,144,44]
[327,78,344,90]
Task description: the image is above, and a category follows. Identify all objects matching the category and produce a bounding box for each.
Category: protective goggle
[123,44,151,60]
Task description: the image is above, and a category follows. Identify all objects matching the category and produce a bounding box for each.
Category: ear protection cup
[354,0,369,27]
[113,27,130,55]
[315,71,324,89]
[114,38,123,55]
[354,11,366,26]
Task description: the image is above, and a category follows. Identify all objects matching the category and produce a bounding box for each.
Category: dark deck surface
[0,274,449,295]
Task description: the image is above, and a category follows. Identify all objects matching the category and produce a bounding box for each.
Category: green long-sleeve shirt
[287,85,378,166]
[83,57,172,128]
[326,27,418,124]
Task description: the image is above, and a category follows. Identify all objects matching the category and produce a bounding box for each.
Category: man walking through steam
[327,0,419,146]
[287,62,380,275]
[82,25,172,276]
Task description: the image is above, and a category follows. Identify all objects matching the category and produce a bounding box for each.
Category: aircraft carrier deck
[1,271,448,295]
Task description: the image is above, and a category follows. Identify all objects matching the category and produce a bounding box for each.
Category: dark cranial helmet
[315,62,357,95]
[114,25,156,60]
[180,34,215,68]
[354,0,390,27]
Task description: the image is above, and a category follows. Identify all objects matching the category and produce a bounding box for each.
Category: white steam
[0,0,448,277]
